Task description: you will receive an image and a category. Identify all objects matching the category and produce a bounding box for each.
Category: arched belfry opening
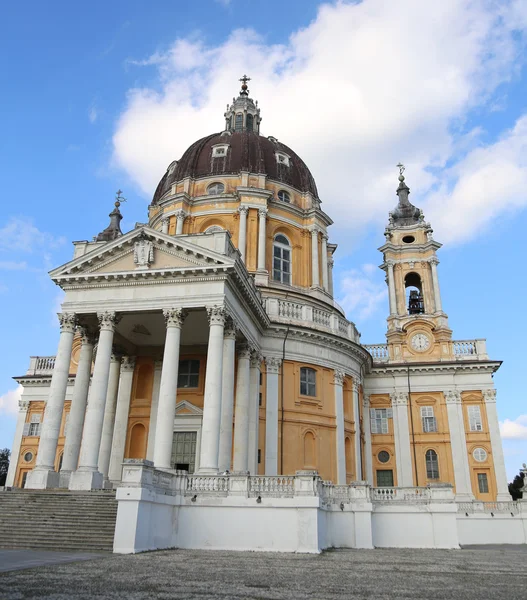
[405,272,424,315]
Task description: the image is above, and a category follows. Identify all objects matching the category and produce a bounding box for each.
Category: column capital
[250,350,263,368]
[363,394,370,408]
[161,215,170,224]
[97,311,119,332]
[237,343,252,360]
[224,316,237,339]
[333,370,345,385]
[264,356,282,373]
[153,358,164,370]
[444,389,462,404]
[352,379,361,393]
[207,305,227,326]
[258,207,268,218]
[19,398,29,411]
[386,259,396,269]
[482,389,497,403]
[390,391,408,405]
[428,256,440,266]
[321,233,329,242]
[310,227,319,237]
[78,325,96,345]
[58,312,77,333]
[328,257,334,268]
[175,209,187,220]
[121,356,136,371]
[238,205,249,215]
[163,308,188,328]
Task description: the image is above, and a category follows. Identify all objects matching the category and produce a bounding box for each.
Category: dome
[152,131,319,204]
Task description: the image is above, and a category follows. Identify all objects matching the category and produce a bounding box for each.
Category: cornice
[378,240,442,254]
[369,360,501,376]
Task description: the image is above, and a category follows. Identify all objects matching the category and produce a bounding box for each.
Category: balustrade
[186,475,230,495]
[249,476,295,497]
[28,356,56,374]
[458,501,519,514]
[372,487,431,502]
[363,344,389,361]
[453,340,477,356]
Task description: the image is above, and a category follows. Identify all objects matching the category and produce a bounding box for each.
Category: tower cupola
[390,164,422,227]
[224,75,262,134]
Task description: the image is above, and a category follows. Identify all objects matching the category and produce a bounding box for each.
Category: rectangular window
[171,431,197,473]
[259,392,262,407]
[300,367,316,397]
[27,413,42,437]
[370,409,389,434]
[477,472,489,494]
[468,405,483,432]
[177,360,200,388]
[258,449,261,464]
[376,470,394,487]
[259,372,263,386]
[421,406,437,433]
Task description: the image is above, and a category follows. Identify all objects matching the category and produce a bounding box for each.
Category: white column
[445,390,474,500]
[108,356,136,483]
[321,234,329,291]
[311,228,320,288]
[175,209,186,235]
[429,257,443,312]
[238,206,249,263]
[363,394,374,485]
[233,344,251,472]
[352,379,362,480]
[264,357,281,475]
[390,391,414,487]
[153,308,187,469]
[97,354,121,479]
[247,351,261,474]
[483,389,511,501]
[6,399,29,487]
[218,320,237,472]
[60,327,95,485]
[328,257,334,297]
[146,359,163,462]
[387,260,397,316]
[334,371,346,484]
[26,312,76,490]
[161,217,169,234]
[257,208,268,271]
[70,312,117,490]
[198,306,226,474]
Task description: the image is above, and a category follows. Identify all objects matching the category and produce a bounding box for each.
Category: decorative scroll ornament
[58,312,77,333]
[207,305,227,326]
[224,316,237,339]
[333,370,345,385]
[264,356,282,373]
[445,390,461,404]
[482,389,497,403]
[121,355,136,371]
[237,343,252,360]
[134,238,155,269]
[238,205,249,215]
[390,391,408,405]
[163,308,188,329]
[258,207,268,219]
[97,311,119,331]
[250,349,263,368]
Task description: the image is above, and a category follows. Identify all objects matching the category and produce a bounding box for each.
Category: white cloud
[0,217,65,254]
[112,0,527,251]
[0,386,22,417]
[89,104,98,123]
[338,264,387,322]
[500,415,527,440]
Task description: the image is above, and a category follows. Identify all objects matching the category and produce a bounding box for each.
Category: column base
[68,468,104,491]
[58,470,73,488]
[254,270,269,286]
[25,468,60,490]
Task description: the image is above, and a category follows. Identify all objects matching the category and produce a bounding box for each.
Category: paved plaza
[1,546,526,599]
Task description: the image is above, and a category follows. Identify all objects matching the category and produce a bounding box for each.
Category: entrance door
[376,469,394,487]
[172,431,197,473]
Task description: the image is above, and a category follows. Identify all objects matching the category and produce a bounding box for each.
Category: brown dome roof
[152,131,319,204]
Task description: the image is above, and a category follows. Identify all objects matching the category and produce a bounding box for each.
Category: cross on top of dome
[239,74,251,96]
[224,75,261,134]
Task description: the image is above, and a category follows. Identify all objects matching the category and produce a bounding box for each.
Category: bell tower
[379,165,453,362]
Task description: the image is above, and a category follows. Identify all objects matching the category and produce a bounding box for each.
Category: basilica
[5,78,522,552]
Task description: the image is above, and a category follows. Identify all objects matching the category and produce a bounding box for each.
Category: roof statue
[95,190,125,242]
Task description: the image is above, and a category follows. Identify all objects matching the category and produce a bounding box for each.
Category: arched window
[235,113,243,132]
[246,113,253,132]
[205,225,224,234]
[405,272,424,315]
[277,190,290,203]
[273,234,291,285]
[425,449,439,479]
[303,431,316,468]
[300,367,316,397]
[207,182,225,195]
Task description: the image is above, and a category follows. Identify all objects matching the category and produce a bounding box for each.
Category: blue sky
[1,0,526,479]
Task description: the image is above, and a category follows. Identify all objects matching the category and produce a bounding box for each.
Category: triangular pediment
[175,400,203,416]
[50,226,236,283]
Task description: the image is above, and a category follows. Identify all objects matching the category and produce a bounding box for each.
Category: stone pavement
[0,550,103,573]
[1,546,526,599]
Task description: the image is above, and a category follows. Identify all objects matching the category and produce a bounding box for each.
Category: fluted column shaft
[6,400,29,487]
[387,261,397,316]
[198,306,226,473]
[311,229,320,287]
[265,357,281,475]
[352,380,362,480]
[328,258,334,296]
[483,389,510,501]
[98,355,122,478]
[27,313,76,489]
[61,328,94,478]
[218,321,237,472]
[247,351,261,474]
[391,391,413,486]
[238,206,248,263]
[321,234,329,291]
[108,356,136,482]
[146,359,163,461]
[429,258,442,312]
[334,371,346,484]
[175,210,186,235]
[233,344,251,472]
[153,309,187,469]
[445,390,474,500]
[257,208,267,271]
[362,395,374,485]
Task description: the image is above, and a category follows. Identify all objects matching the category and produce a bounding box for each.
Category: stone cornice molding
[370,361,501,376]
[58,312,76,333]
[163,308,188,329]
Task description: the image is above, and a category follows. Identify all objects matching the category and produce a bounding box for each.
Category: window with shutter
[421,406,437,433]
[23,423,30,436]
[370,409,389,434]
[468,405,483,431]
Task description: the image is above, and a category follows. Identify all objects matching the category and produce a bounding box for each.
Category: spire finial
[115,189,127,208]
[396,162,405,182]
[96,190,125,242]
[239,74,251,95]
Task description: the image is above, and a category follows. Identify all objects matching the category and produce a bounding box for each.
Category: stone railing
[453,339,488,360]
[457,501,520,515]
[265,298,360,343]
[249,476,295,497]
[186,475,230,495]
[27,356,56,375]
[372,487,431,502]
[363,344,389,362]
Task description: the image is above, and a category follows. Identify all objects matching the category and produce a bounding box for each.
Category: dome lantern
[223,75,262,134]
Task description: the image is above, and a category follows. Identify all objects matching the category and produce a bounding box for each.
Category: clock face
[411,333,430,352]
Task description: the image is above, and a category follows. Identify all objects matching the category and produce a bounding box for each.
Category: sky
[0,0,526,480]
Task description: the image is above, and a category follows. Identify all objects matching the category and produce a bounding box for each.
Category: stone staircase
[0,489,118,552]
